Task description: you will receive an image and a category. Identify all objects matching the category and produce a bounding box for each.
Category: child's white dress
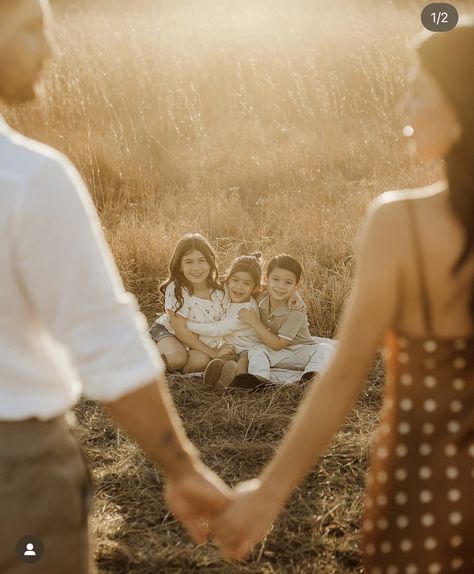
[154,282,225,349]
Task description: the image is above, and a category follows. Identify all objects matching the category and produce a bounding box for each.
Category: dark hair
[160,234,221,312]
[226,252,263,293]
[266,254,302,283]
[417,22,474,321]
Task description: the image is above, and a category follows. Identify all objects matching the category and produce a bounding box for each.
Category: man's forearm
[260,360,363,501]
[104,377,200,479]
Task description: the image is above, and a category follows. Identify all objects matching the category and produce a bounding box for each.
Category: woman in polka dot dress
[362,197,474,573]
[211,23,474,572]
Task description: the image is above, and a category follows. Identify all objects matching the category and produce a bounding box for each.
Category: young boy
[233,254,336,388]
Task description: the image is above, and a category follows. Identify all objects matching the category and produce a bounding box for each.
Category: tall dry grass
[6,0,442,330]
[5,0,467,571]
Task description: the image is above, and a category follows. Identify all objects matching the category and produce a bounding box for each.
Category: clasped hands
[165,462,284,561]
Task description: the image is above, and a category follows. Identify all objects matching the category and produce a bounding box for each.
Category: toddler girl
[186,253,263,387]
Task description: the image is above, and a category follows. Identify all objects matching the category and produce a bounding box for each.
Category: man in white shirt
[0,1,230,572]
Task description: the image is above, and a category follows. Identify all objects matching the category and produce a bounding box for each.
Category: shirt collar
[258,293,288,317]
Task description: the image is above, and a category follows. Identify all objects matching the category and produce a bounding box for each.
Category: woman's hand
[165,463,233,545]
[238,308,261,327]
[212,479,285,560]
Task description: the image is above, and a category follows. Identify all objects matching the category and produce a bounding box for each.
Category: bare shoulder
[370,182,445,210]
[366,183,446,239]
[363,191,406,244]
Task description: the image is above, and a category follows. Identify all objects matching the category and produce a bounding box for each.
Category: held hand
[238,308,260,327]
[218,344,235,358]
[209,348,221,359]
[212,479,285,561]
[288,291,306,311]
[165,464,232,545]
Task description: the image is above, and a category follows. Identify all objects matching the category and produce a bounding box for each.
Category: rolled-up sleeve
[13,152,164,402]
[278,311,306,341]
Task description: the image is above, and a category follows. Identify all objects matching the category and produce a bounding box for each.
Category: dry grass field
[6,0,472,571]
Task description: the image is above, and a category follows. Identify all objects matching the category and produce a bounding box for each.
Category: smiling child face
[227,271,256,303]
[266,267,298,304]
[180,249,211,288]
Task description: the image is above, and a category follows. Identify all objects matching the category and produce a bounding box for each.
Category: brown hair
[417,22,474,321]
[160,234,222,312]
[226,252,263,293]
[267,254,302,282]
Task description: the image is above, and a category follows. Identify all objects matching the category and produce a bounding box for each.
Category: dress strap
[406,200,435,337]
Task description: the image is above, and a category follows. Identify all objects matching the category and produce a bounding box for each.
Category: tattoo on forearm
[160,430,174,445]
[158,429,186,461]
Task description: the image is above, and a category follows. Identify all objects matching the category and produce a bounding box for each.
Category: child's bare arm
[186,317,241,337]
[168,312,219,358]
[288,291,306,311]
[238,308,290,351]
[257,290,305,311]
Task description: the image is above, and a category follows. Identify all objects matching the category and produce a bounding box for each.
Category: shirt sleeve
[164,283,190,319]
[278,310,306,341]
[13,152,164,402]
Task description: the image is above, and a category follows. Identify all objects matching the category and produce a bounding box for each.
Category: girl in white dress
[150,233,232,373]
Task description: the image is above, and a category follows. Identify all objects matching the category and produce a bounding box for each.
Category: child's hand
[288,291,306,312]
[238,308,260,327]
[218,344,235,358]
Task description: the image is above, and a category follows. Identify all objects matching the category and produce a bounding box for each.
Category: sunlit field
[6,0,468,571]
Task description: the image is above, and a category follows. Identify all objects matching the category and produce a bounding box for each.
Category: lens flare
[403,125,414,138]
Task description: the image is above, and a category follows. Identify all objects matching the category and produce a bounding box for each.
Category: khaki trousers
[248,337,337,380]
[0,414,94,574]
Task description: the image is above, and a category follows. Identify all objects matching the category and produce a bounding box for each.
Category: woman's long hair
[445,136,474,320]
[417,24,474,322]
[160,234,222,312]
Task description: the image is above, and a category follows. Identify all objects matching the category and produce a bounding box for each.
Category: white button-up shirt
[0,118,163,420]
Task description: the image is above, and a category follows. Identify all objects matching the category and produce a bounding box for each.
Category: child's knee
[248,344,269,360]
[184,350,211,373]
[162,348,187,372]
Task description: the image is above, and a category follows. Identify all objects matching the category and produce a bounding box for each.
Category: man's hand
[105,381,232,545]
[212,479,285,560]
[238,308,260,327]
[165,464,232,545]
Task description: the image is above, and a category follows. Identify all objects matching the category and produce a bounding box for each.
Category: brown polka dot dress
[363,202,474,574]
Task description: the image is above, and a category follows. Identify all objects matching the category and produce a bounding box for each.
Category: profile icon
[16,535,44,563]
[23,542,36,556]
